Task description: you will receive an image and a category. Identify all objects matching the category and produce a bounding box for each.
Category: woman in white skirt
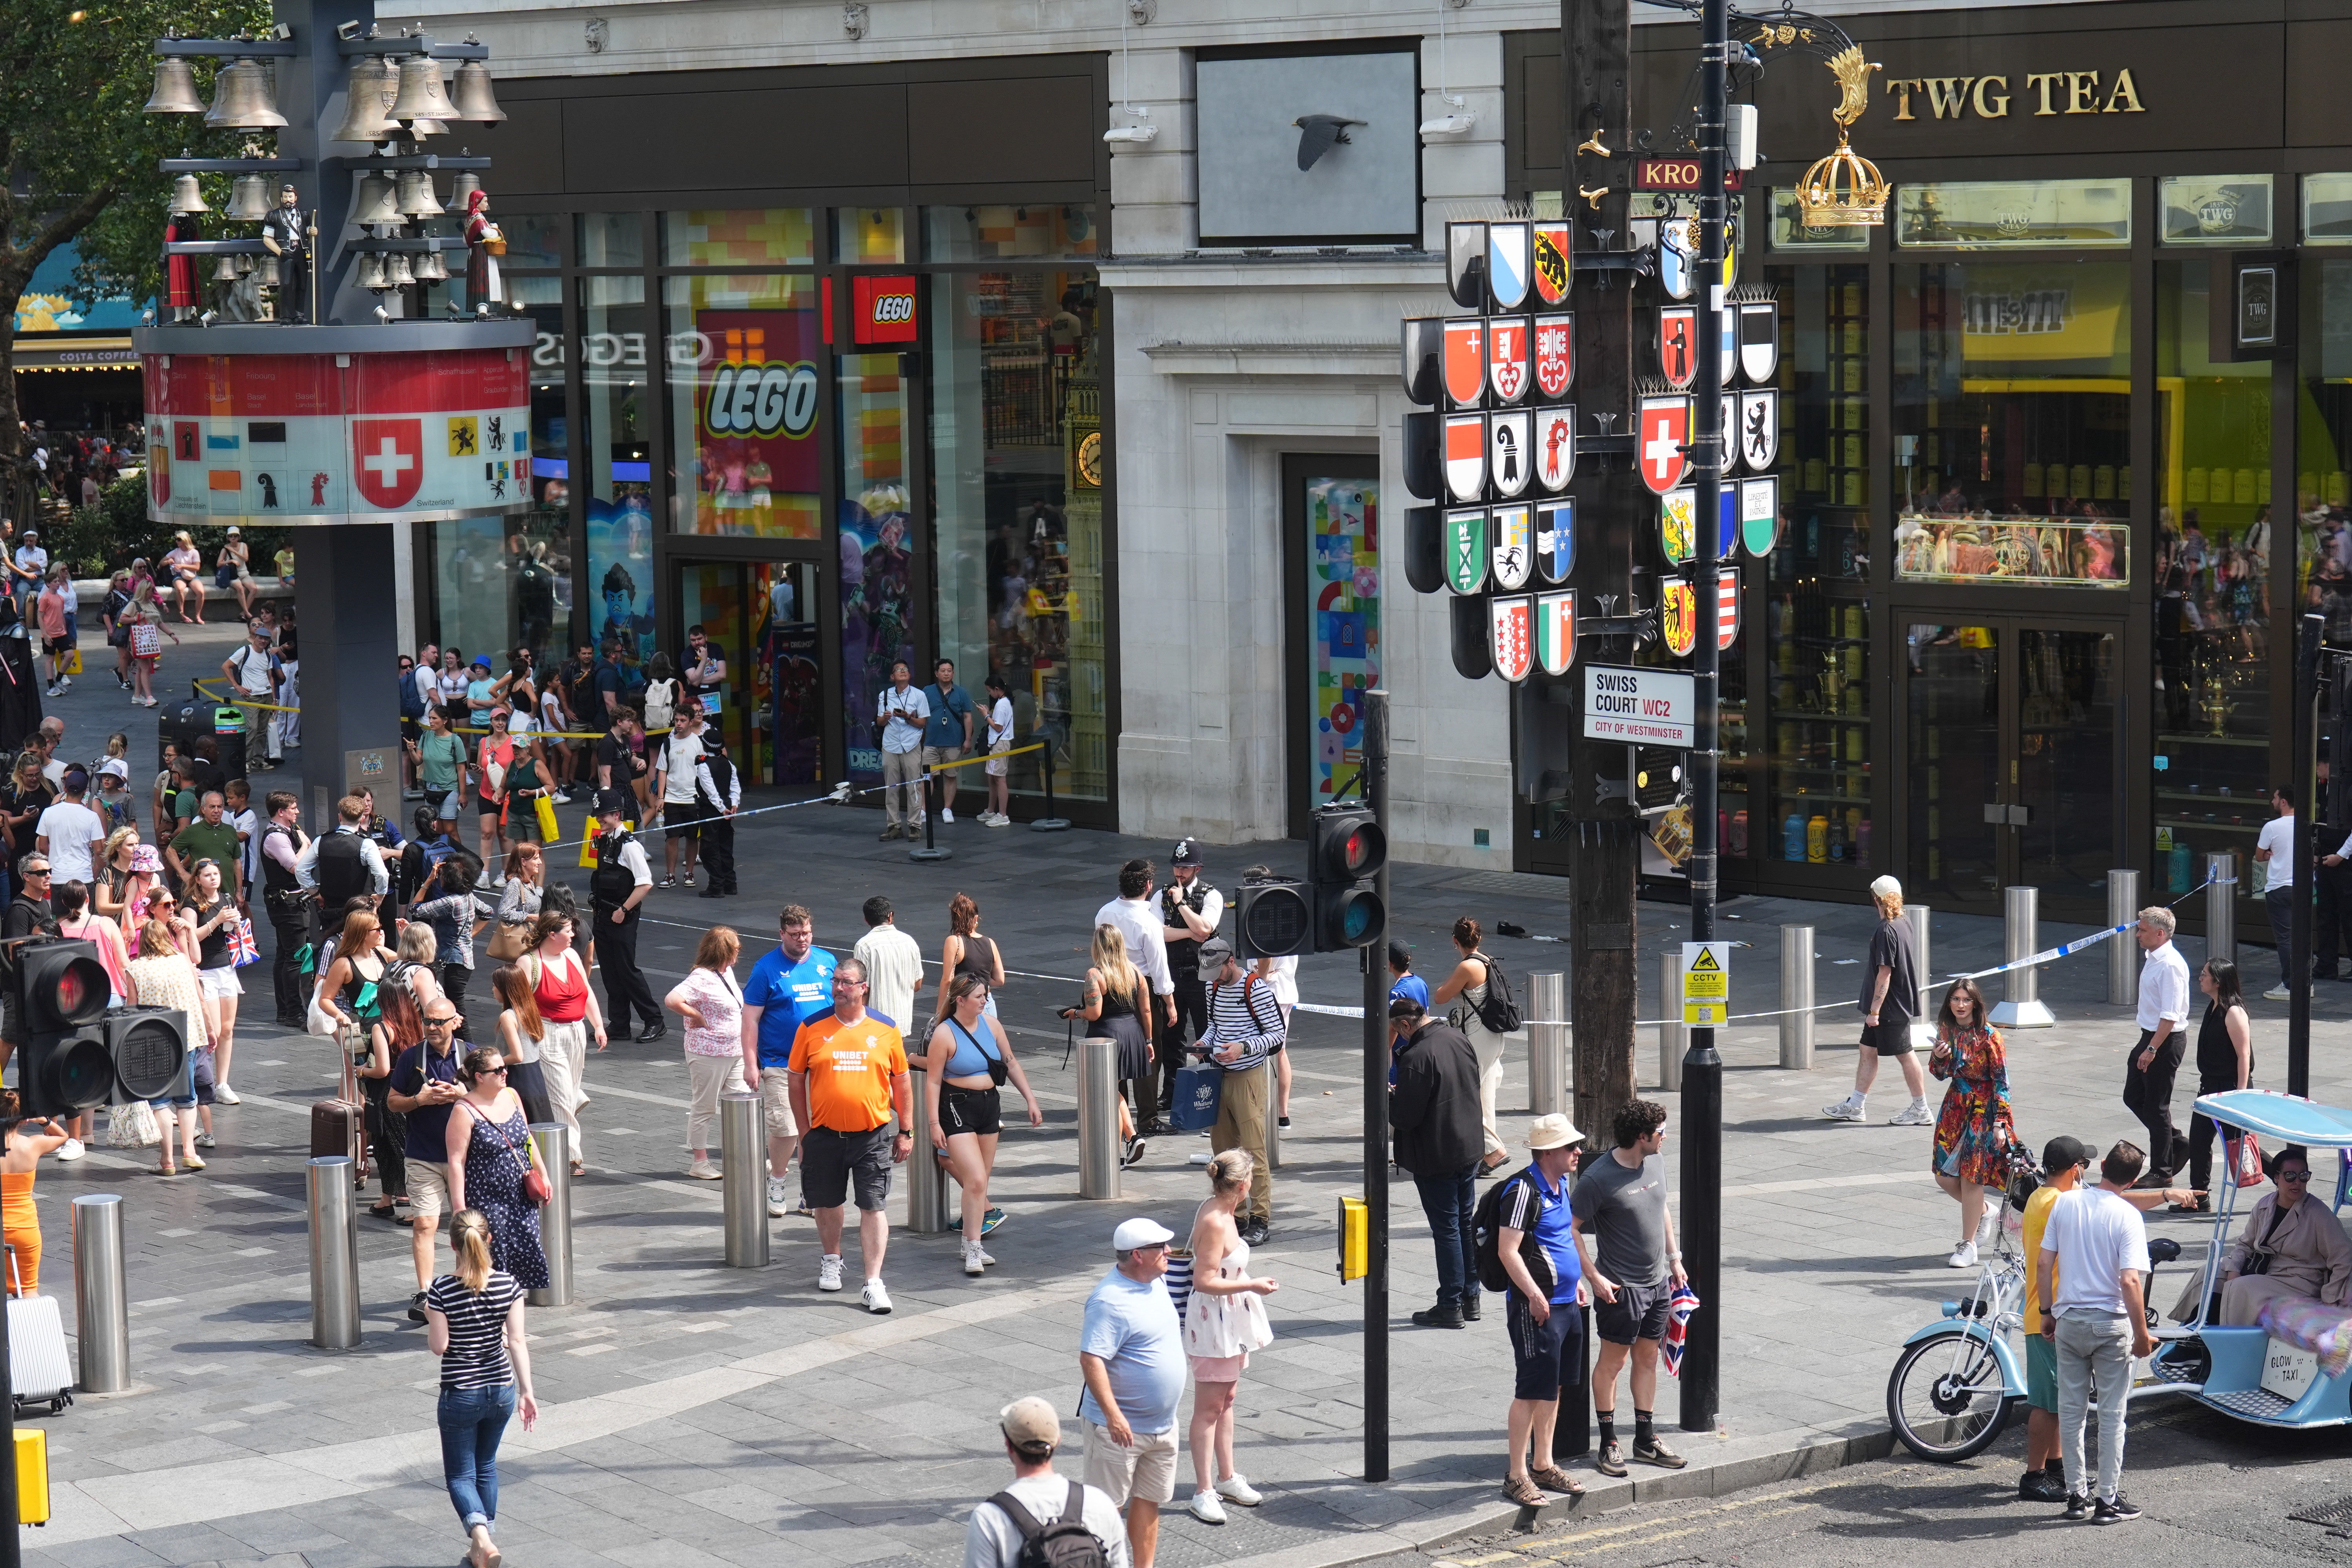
[1431,916,1510,1174]
[184,858,246,1102]
[1184,1149,1278,1524]
[521,909,604,1175]
[663,926,750,1180]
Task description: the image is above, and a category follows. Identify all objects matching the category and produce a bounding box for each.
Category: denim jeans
[437,1381,517,1530]
[2055,1312,2134,1503]
[2267,885,2297,981]
[1412,1164,1480,1310]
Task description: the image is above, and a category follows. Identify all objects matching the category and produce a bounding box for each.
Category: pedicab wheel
[1887,1329,2014,1462]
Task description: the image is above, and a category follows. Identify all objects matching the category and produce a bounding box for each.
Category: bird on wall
[1293,114,1366,171]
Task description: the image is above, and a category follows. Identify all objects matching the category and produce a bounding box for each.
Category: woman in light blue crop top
[922,973,1043,1277]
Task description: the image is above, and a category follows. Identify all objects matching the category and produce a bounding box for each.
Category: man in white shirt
[2035,1140,2156,1524]
[965,1396,1131,1568]
[875,660,930,842]
[653,704,708,888]
[221,622,284,769]
[2125,906,2192,1182]
[853,895,927,1032]
[1094,858,1175,1031]
[2253,784,2298,1001]
[33,768,106,886]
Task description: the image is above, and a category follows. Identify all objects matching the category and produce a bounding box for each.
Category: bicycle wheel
[1887,1328,2015,1461]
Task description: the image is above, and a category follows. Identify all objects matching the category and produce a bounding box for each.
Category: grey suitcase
[7,1250,72,1416]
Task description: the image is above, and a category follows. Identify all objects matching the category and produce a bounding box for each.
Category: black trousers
[595,906,660,1031]
[2317,856,2352,976]
[1163,974,1208,1105]
[699,817,737,893]
[269,910,310,1025]
[360,1073,405,1199]
[2123,1026,2189,1175]
[441,963,473,1037]
[2184,1072,2243,1193]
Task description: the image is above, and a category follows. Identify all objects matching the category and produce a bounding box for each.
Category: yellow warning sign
[1682,941,1730,1026]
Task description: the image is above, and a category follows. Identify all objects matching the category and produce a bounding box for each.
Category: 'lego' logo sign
[853,275,919,345]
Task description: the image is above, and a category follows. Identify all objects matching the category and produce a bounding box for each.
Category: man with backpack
[1389,995,1485,1329]
[1199,939,1285,1245]
[1492,1113,1590,1507]
[966,1395,1130,1568]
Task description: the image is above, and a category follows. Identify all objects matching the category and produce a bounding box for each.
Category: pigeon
[1293,114,1365,172]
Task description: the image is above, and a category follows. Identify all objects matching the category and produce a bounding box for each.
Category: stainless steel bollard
[1527,972,1568,1116]
[1078,1035,1121,1199]
[1778,926,1815,1069]
[720,1090,769,1267]
[1658,949,1686,1094]
[71,1194,129,1392]
[1991,886,2057,1027]
[906,1067,947,1234]
[307,1155,360,1350]
[2207,851,2237,968]
[1905,904,1935,1050]
[528,1122,573,1307]
[1263,1060,1281,1172]
[2108,869,2141,1007]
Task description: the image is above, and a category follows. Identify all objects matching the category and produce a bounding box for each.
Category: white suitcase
[7,1250,73,1417]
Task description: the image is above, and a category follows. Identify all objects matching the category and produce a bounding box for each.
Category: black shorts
[476,795,504,818]
[1593,1277,1673,1345]
[43,637,71,655]
[802,1124,893,1212]
[940,1083,1001,1137]
[1859,1018,1915,1055]
[401,716,423,744]
[665,799,706,842]
[1507,1292,1586,1400]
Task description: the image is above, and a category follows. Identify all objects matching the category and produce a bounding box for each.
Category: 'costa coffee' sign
[853,274,919,345]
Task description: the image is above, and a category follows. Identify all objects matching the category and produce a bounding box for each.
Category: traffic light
[13,940,112,1118]
[1308,803,1387,951]
[1236,876,1310,961]
[106,1007,192,1105]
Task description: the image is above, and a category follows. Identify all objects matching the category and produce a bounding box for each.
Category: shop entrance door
[1899,617,2120,921]
[676,560,826,788]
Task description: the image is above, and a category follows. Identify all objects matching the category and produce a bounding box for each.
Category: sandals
[1503,1474,1550,1507]
[367,1200,399,1220]
[1531,1465,1584,1497]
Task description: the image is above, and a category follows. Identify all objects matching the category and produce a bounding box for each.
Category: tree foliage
[0,0,269,456]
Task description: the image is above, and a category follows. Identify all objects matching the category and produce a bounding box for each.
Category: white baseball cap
[1869,875,1902,900]
[1111,1217,1174,1251]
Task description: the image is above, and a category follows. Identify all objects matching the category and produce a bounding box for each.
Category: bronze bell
[255,253,282,287]
[143,56,205,114]
[355,253,390,290]
[412,247,448,282]
[225,173,271,221]
[386,54,459,126]
[386,253,416,287]
[446,170,482,209]
[329,55,399,143]
[352,172,404,227]
[203,57,288,130]
[396,169,443,218]
[212,253,243,283]
[169,173,210,214]
[449,60,506,125]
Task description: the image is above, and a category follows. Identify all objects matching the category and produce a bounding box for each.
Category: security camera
[1103,124,1158,145]
[1419,112,1477,138]
[335,19,359,38]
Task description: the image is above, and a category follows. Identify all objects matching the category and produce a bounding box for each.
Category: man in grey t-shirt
[1570,1098,1686,1478]
[1822,874,1931,1125]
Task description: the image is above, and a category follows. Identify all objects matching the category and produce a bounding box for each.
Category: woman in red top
[522,909,603,1174]
[476,706,517,887]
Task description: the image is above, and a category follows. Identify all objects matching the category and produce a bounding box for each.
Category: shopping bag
[1168,1062,1222,1131]
[105,1101,160,1151]
[2229,1130,2267,1189]
[227,914,261,967]
[61,650,80,677]
[579,821,632,867]
[533,792,560,846]
[129,621,160,658]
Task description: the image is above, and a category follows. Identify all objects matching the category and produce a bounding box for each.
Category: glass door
[678,559,824,787]
[1901,617,2118,919]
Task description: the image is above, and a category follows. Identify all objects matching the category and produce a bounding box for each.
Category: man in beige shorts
[740,904,835,1217]
[388,1003,467,1323]
[1077,1218,1186,1568]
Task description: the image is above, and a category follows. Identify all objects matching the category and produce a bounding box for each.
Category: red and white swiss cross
[352,418,425,509]
[1638,395,1691,497]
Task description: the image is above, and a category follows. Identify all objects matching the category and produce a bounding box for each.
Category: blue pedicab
[1887,1089,2352,1461]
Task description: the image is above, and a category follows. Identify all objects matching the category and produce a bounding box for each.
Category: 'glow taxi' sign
[1584,664,1696,747]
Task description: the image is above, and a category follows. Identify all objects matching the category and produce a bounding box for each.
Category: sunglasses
[21,868,50,878]
[2280,1170,2313,1182]
[425,1016,460,1028]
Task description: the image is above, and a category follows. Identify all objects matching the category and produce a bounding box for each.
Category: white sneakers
[964,1242,985,1276]
[687,1160,722,1180]
[818,1254,844,1292]
[1820,1096,1864,1122]
[1217,1475,1263,1506]
[767,1176,788,1218]
[941,807,955,824]
[2265,984,2292,1001]
[1189,1491,1228,1525]
[979,811,1011,827]
[1975,1207,2000,1246]
[214,1085,242,1106]
[860,1278,893,1314]
[55,1139,84,1162]
[1888,1101,1935,1127]
[1948,1240,1978,1269]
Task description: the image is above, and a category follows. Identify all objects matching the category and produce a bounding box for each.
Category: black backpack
[987,1481,1109,1568]
[1472,1165,1554,1296]
[1475,955,1524,1034]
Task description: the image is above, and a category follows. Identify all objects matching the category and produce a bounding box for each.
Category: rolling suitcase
[310,1051,368,1183]
[7,1251,73,1419]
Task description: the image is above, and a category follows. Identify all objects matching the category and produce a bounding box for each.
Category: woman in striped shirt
[425,1208,539,1568]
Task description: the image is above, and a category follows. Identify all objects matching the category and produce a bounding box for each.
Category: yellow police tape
[924,742,1043,772]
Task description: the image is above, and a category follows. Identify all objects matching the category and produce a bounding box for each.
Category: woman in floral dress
[1928,976,2016,1270]
[444,1045,550,1292]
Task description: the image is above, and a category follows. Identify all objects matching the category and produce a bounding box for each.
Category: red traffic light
[16,939,109,1033]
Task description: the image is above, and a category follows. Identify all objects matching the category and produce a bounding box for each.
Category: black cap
[1172,837,1202,867]
[595,788,633,818]
[2042,1135,2093,1173]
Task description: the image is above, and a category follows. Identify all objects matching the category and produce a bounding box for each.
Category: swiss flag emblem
[1638,396,1691,496]
[352,418,425,510]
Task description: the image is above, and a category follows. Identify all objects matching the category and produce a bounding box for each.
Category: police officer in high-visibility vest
[589,791,663,1041]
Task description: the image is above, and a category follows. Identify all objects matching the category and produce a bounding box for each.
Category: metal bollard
[906,1067,947,1234]
[1905,904,1931,1017]
[1991,886,2057,1027]
[1778,926,1815,1069]
[1527,972,1568,1116]
[2108,869,2141,1007]
[1658,949,1685,1094]
[1077,1036,1121,1199]
[720,1090,769,1267]
[2207,851,2237,967]
[528,1123,573,1307]
[307,1155,360,1350]
[71,1194,129,1393]
[1263,1061,1281,1172]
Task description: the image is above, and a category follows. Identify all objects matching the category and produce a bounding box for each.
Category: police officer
[1158,837,1225,1124]
[589,790,664,1041]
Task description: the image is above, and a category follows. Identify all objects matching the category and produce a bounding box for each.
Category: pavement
[14,639,2352,1567]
